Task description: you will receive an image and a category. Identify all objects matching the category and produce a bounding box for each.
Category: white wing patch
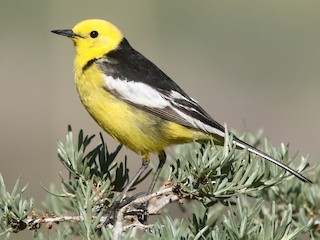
[104,75,169,108]
[103,75,225,137]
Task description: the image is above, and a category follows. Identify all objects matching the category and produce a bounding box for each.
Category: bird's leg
[104,155,150,224]
[120,154,150,200]
[115,151,164,208]
[137,151,167,224]
[148,151,166,192]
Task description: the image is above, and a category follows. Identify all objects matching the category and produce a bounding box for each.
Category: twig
[113,185,179,238]
[122,223,154,232]
[27,214,83,230]
[24,184,179,237]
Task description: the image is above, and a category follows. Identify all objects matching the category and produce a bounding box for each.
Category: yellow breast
[74,64,208,155]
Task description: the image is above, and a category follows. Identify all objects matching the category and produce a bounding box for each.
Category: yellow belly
[75,65,210,155]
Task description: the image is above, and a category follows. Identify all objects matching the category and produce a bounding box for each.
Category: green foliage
[167,134,306,206]
[0,175,34,238]
[144,197,312,240]
[0,126,319,239]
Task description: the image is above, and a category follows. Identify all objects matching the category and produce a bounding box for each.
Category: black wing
[97,38,226,136]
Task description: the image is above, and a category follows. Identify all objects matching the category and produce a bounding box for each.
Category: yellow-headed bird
[52,19,311,193]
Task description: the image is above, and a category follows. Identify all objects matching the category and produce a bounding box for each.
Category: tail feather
[233,138,312,183]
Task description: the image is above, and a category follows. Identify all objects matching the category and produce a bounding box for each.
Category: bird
[51,19,311,195]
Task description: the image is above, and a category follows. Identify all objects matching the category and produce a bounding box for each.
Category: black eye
[90,30,98,38]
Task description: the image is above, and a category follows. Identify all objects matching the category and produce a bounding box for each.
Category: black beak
[51,29,80,38]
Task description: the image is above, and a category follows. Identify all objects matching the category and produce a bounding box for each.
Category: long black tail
[233,137,312,183]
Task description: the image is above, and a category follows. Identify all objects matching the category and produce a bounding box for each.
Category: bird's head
[52,19,123,70]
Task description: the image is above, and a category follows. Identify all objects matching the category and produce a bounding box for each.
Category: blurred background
[1,1,319,239]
